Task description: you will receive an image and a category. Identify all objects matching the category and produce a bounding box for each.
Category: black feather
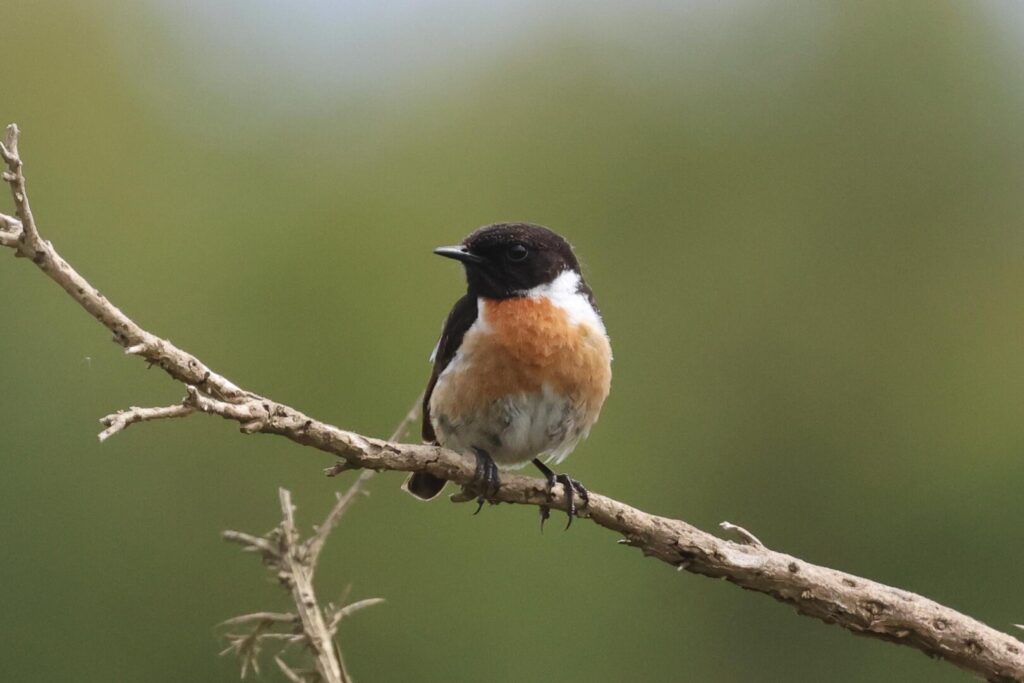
[404,296,480,500]
[422,294,478,443]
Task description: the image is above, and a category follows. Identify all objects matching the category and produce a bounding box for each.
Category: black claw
[488,463,500,498]
[533,458,588,531]
[556,474,576,528]
[469,448,500,515]
[473,453,483,482]
[533,458,556,531]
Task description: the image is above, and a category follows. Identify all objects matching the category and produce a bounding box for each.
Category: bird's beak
[433,245,483,264]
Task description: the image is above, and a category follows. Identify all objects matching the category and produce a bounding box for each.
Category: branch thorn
[720,521,764,547]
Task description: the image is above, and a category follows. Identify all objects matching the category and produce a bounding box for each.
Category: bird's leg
[470,447,501,515]
[532,459,590,530]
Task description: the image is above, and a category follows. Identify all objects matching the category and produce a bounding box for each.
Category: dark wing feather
[422,295,478,443]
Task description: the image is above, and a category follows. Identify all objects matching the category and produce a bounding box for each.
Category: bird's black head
[434,223,582,299]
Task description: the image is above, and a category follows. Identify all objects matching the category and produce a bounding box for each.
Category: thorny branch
[220,389,413,680]
[222,486,383,682]
[2,124,1023,682]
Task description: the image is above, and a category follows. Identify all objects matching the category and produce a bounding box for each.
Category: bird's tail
[402,471,447,500]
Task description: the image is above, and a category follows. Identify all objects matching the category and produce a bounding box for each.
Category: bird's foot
[533,458,590,530]
[470,447,501,515]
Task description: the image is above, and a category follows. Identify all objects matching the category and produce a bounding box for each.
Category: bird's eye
[507,244,529,262]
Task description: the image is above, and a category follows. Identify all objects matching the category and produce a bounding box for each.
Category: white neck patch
[522,270,606,334]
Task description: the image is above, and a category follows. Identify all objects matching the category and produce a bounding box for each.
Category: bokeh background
[1,1,1023,681]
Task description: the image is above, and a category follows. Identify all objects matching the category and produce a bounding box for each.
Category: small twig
[0,124,42,256]
[0,212,20,231]
[219,612,298,627]
[327,598,386,634]
[719,521,765,548]
[221,530,280,559]
[220,623,273,678]
[0,212,21,247]
[97,402,195,442]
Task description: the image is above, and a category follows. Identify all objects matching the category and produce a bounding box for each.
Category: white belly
[432,384,588,468]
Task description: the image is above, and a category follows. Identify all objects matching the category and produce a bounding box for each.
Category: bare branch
[277,489,348,683]
[0,124,42,256]
[221,438,395,681]
[97,402,195,442]
[223,486,383,682]
[0,127,245,401]
[3,124,1024,682]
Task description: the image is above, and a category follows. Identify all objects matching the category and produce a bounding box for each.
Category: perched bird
[403,223,612,527]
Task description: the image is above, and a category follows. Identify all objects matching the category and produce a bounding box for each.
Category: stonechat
[403,223,612,527]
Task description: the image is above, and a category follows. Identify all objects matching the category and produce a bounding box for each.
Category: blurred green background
[1,1,1023,681]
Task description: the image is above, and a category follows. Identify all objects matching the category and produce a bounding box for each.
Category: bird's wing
[422,294,478,443]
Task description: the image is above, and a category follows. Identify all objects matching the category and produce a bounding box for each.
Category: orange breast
[434,296,612,421]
